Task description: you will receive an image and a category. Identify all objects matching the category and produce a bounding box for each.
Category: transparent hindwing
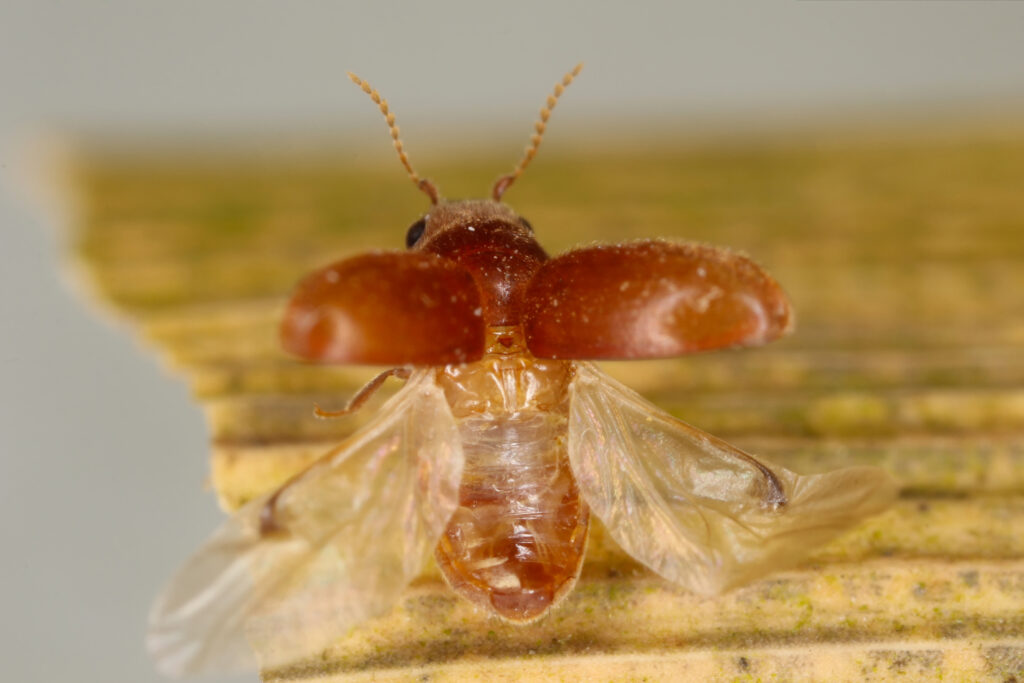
[567,362,897,596]
[147,370,462,676]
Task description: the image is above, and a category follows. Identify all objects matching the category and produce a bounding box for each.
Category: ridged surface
[60,124,1024,680]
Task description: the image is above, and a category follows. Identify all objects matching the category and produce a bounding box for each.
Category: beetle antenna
[347,72,440,205]
[492,63,583,202]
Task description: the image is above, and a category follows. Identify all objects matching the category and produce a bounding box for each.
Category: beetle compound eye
[520,217,534,233]
[406,217,427,248]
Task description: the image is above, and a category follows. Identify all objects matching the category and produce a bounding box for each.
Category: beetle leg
[261,366,416,536]
[313,366,411,419]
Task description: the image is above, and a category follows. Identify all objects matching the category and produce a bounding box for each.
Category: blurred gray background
[2,2,1023,682]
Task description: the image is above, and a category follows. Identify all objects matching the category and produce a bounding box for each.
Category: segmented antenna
[347,72,440,205]
[492,63,583,201]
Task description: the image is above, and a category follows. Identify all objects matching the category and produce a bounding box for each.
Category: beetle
[148,65,897,676]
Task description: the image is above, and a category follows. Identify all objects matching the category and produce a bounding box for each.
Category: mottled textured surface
[64,125,1024,681]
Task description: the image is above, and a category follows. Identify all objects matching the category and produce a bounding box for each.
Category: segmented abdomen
[435,412,589,621]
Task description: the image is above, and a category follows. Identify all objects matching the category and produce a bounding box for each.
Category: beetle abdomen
[433,350,587,621]
[435,412,589,621]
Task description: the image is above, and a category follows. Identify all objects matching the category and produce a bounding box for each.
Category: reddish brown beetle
[149,65,896,676]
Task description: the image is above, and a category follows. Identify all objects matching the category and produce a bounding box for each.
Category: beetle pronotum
[148,64,897,676]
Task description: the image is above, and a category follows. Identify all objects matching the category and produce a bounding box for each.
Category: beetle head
[405,200,537,253]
